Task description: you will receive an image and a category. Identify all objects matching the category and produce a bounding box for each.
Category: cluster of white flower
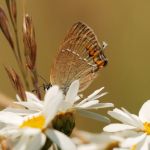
[0,80,149,150]
[73,97,150,150]
[1,1,148,149]
[0,80,115,150]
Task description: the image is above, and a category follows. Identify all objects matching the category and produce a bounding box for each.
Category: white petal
[74,95,81,103]
[15,101,43,111]
[77,144,99,150]
[46,129,76,150]
[41,133,46,148]
[43,86,63,127]
[25,92,41,102]
[87,92,108,102]
[77,100,99,108]
[26,132,46,150]
[14,128,44,150]
[121,108,143,129]
[86,87,105,99]
[121,133,146,147]
[22,128,41,136]
[77,109,110,123]
[3,107,36,116]
[131,114,144,129]
[65,80,79,105]
[139,100,150,122]
[130,136,150,150]
[78,103,114,109]
[59,101,72,111]
[16,95,22,102]
[140,136,150,150]
[140,139,149,150]
[0,111,23,126]
[103,123,136,132]
[0,126,19,137]
[78,87,106,105]
[108,108,139,127]
[14,135,29,150]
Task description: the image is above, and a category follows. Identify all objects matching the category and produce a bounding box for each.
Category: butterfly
[50,22,108,93]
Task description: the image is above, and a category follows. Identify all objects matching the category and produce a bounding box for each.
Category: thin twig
[31,69,41,99]
[5,0,30,90]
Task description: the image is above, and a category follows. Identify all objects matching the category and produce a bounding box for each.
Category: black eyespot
[103,59,108,66]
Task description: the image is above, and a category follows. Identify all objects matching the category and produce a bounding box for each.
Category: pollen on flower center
[143,122,150,135]
[20,114,45,129]
[131,144,136,150]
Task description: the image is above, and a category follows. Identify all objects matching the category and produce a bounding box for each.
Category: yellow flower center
[131,144,136,150]
[20,114,46,129]
[144,122,150,135]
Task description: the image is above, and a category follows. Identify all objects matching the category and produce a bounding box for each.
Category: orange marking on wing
[89,49,96,56]
[86,47,100,57]
[96,60,103,65]
[93,51,100,57]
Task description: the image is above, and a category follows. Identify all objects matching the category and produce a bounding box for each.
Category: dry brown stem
[23,14,41,99]
[5,67,26,101]
[0,7,14,50]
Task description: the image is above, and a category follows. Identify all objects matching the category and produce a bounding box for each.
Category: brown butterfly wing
[50,22,107,92]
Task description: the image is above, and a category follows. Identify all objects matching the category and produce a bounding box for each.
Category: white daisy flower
[103,100,150,150]
[5,80,113,136]
[59,80,114,122]
[0,86,76,150]
[72,130,135,150]
[13,80,113,124]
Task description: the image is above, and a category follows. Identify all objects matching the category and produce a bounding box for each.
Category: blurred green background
[0,0,150,132]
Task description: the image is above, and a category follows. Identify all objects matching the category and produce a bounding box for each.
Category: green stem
[41,138,52,150]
